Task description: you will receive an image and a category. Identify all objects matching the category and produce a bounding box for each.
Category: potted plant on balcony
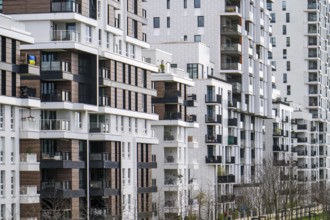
[159,63,165,73]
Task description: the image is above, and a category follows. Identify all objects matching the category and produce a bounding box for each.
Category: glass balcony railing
[41,61,71,72]
[50,30,80,42]
[51,0,81,13]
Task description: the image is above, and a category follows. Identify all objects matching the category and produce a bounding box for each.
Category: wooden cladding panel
[3,0,51,14]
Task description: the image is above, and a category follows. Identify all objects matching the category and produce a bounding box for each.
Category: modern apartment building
[143,49,198,219]
[0,13,40,220]
[144,0,273,216]
[269,0,329,186]
[2,0,158,219]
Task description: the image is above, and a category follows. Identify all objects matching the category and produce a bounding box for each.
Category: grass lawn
[297,213,329,220]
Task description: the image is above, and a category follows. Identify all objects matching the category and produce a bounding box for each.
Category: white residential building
[144,0,274,217]
[269,0,329,186]
[144,49,198,219]
[2,0,159,219]
[0,13,40,220]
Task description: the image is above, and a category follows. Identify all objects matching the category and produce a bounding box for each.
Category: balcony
[220,63,242,73]
[221,24,242,35]
[297,124,307,130]
[41,152,85,169]
[232,82,241,94]
[41,181,85,198]
[89,123,110,133]
[99,67,110,80]
[205,114,222,123]
[164,112,181,120]
[205,134,222,143]
[16,64,40,76]
[218,175,235,183]
[51,0,81,13]
[185,94,197,107]
[205,94,222,103]
[89,153,120,168]
[20,153,39,171]
[20,185,40,204]
[99,95,110,106]
[273,160,289,166]
[228,136,237,145]
[307,3,317,9]
[41,90,71,102]
[90,180,120,196]
[137,186,157,193]
[186,114,197,122]
[228,118,238,127]
[40,119,70,131]
[41,61,73,81]
[20,86,37,99]
[205,156,222,164]
[297,137,308,143]
[218,194,235,203]
[225,6,240,14]
[220,44,242,54]
[50,30,80,42]
[273,129,282,136]
[226,156,235,164]
[153,90,183,104]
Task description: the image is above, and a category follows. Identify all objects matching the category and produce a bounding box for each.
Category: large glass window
[187,64,198,79]
[194,0,200,8]
[153,17,160,28]
[197,16,204,27]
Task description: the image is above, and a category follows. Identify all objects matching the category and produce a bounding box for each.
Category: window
[267,2,272,11]
[0,204,4,220]
[153,17,160,28]
[167,17,170,28]
[283,73,287,83]
[98,29,101,45]
[286,61,291,71]
[183,35,187,41]
[286,13,290,22]
[135,118,138,133]
[167,0,170,9]
[282,25,286,35]
[128,118,132,132]
[287,85,291,95]
[121,116,124,132]
[128,142,131,158]
[194,0,200,8]
[1,37,5,62]
[144,119,147,134]
[187,63,198,79]
[270,13,275,23]
[0,106,3,129]
[282,0,286,10]
[122,168,125,184]
[286,37,290,47]
[86,25,92,42]
[75,112,82,128]
[184,0,187,8]
[194,35,201,42]
[11,171,14,196]
[1,71,5,95]
[106,32,110,48]
[11,138,14,163]
[122,142,125,158]
[197,16,204,27]
[128,168,131,184]
[0,171,4,197]
[270,37,276,47]
[10,106,14,130]
[283,49,287,59]
[0,138,3,163]
[0,0,2,13]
